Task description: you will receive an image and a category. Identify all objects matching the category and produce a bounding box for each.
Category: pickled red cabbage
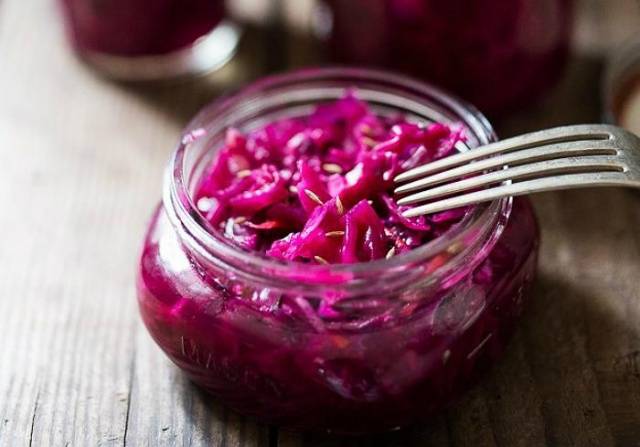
[194,92,467,264]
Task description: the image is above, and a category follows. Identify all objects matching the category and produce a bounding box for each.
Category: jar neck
[162,68,511,298]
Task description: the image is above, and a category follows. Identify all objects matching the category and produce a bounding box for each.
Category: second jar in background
[318,0,573,115]
[58,0,241,80]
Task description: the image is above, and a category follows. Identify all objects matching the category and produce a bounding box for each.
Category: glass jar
[317,0,573,115]
[603,38,640,134]
[58,0,241,80]
[136,68,539,434]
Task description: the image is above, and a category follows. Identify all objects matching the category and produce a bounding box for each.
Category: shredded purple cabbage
[194,92,467,264]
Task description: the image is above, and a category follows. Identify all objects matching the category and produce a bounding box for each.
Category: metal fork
[394,124,640,218]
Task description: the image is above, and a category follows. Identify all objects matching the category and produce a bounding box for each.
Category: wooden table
[1,1,639,446]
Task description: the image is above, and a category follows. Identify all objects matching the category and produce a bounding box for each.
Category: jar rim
[164,67,511,290]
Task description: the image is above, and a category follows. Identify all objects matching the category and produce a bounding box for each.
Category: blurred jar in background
[318,0,573,115]
[58,0,241,80]
[604,38,640,136]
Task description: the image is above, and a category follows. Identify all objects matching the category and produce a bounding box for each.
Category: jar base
[77,20,241,81]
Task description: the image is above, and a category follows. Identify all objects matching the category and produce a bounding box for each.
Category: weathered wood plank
[1,0,640,446]
[277,416,452,447]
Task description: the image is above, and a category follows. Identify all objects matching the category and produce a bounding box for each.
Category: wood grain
[0,0,639,446]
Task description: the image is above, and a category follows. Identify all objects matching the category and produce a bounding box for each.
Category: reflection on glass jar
[136,69,540,433]
[58,0,241,80]
[319,0,573,115]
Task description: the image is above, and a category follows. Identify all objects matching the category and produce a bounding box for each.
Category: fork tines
[394,125,631,217]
